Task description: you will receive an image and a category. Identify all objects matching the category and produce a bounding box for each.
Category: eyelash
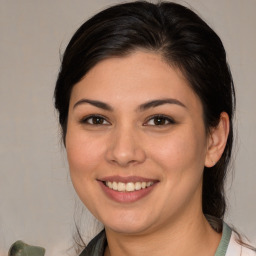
[80,114,175,126]
[144,115,176,126]
[80,115,111,125]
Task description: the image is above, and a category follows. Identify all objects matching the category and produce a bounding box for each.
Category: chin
[100,209,157,235]
[106,221,153,235]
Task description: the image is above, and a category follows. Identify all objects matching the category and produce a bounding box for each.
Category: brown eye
[81,115,110,125]
[91,116,105,124]
[153,117,167,125]
[145,115,175,126]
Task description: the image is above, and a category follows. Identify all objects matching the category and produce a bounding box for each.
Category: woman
[53,1,255,256]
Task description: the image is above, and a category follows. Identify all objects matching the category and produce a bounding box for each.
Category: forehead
[70,51,202,112]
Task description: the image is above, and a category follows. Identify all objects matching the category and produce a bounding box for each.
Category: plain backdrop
[0,0,255,255]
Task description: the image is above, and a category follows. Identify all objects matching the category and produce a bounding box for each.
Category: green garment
[215,222,232,256]
[79,223,232,256]
[8,240,45,256]
[7,222,233,256]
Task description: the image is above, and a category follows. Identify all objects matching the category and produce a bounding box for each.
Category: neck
[104,208,221,256]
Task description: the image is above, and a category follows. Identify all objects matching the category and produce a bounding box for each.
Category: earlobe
[205,112,230,168]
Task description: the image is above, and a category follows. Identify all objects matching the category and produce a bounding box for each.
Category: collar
[79,222,250,256]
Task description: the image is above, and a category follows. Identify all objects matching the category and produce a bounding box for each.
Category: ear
[205,112,230,167]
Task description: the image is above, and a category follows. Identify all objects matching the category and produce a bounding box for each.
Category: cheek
[65,131,106,213]
[65,129,105,180]
[149,127,207,177]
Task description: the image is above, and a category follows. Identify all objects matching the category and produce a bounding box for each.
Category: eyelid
[143,114,176,126]
[79,114,175,126]
[80,114,111,125]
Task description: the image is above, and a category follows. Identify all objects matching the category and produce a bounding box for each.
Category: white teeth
[106,181,113,189]
[117,182,126,192]
[112,181,118,191]
[126,182,135,192]
[135,182,141,190]
[147,181,153,187]
[105,181,154,192]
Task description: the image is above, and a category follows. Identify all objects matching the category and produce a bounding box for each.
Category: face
[66,51,210,235]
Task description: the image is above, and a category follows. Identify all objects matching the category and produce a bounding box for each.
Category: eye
[80,115,110,125]
[144,115,175,126]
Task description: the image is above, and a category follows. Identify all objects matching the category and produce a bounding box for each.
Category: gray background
[0,0,255,255]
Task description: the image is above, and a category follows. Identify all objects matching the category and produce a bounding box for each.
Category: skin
[66,51,229,256]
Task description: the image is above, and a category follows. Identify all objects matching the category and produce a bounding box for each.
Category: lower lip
[98,181,157,203]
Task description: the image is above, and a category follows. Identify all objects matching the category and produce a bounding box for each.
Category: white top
[214,222,255,256]
[226,231,256,256]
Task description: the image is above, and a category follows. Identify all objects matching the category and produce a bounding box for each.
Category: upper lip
[98,175,158,183]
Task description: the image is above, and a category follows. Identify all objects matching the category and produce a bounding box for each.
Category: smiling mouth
[98,176,158,202]
[103,181,155,192]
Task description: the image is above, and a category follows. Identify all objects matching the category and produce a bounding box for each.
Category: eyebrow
[73,99,113,111]
[138,98,186,111]
[73,98,186,111]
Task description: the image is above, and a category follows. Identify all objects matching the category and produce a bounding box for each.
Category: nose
[105,125,146,167]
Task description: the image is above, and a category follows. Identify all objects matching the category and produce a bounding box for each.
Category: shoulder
[79,230,106,256]
[226,230,256,256]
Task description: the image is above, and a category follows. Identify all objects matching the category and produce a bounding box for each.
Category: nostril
[110,158,137,167]
[105,131,146,166]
